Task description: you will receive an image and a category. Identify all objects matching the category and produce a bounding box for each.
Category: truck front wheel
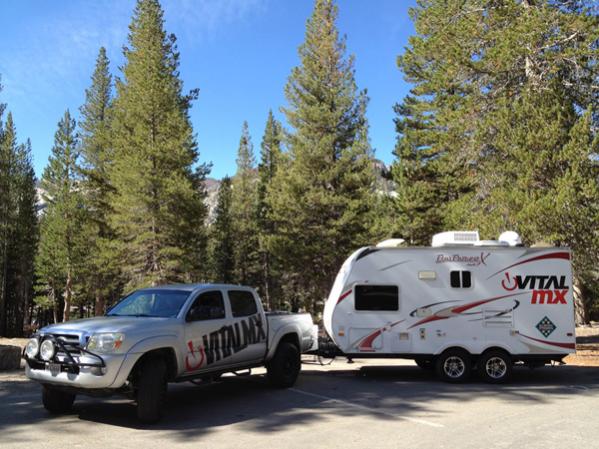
[267,342,300,388]
[42,385,75,414]
[136,358,167,423]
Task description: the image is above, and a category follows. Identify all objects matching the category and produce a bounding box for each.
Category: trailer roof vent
[431,231,480,247]
[376,238,406,248]
[498,231,522,247]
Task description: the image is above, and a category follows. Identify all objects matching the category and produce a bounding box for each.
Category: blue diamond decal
[536,316,556,338]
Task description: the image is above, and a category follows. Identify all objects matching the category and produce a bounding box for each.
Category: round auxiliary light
[25,338,40,359]
[40,339,56,362]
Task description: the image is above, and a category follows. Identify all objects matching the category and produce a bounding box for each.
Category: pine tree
[209,177,234,283]
[391,96,443,245]
[37,110,88,322]
[269,0,376,313]
[108,0,208,289]
[0,112,17,335]
[79,47,118,315]
[257,111,282,309]
[5,138,38,335]
[231,121,260,286]
[395,0,598,319]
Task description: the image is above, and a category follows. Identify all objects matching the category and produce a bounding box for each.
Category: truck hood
[39,316,178,336]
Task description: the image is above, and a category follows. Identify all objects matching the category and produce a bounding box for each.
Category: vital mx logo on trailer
[500,273,568,304]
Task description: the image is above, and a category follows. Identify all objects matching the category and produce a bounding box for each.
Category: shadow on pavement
[1,363,598,442]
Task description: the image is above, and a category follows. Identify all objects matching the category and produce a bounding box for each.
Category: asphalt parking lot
[1,358,599,449]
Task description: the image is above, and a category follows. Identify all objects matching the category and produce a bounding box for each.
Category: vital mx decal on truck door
[185,314,266,371]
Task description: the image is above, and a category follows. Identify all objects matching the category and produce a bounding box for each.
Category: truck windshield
[107,289,191,318]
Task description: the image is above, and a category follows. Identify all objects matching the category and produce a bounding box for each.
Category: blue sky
[0,0,416,179]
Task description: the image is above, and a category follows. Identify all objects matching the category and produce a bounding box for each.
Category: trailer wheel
[479,350,512,383]
[136,357,167,423]
[435,349,471,383]
[42,385,75,414]
[267,342,301,388]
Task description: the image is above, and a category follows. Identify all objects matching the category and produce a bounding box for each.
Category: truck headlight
[40,340,55,361]
[87,333,125,353]
[25,337,39,358]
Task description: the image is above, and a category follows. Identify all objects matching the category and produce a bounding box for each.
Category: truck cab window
[187,291,225,321]
[228,290,258,317]
[450,271,472,288]
[355,285,399,311]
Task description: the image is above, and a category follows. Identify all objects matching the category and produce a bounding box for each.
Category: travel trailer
[323,231,575,383]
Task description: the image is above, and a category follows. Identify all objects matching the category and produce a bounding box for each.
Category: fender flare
[266,323,303,360]
[110,334,180,387]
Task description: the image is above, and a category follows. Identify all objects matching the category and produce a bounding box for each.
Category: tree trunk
[573,277,589,326]
[63,270,72,322]
[52,287,59,324]
[94,291,105,317]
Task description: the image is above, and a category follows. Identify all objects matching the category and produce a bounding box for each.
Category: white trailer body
[323,240,575,367]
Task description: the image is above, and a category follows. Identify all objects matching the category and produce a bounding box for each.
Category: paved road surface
[1,359,598,449]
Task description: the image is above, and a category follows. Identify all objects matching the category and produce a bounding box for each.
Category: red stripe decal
[408,293,525,329]
[408,315,448,329]
[488,251,570,278]
[357,320,405,351]
[358,330,383,351]
[450,293,517,314]
[520,333,575,350]
[337,289,352,304]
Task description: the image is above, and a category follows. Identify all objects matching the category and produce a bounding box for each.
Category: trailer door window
[354,285,399,311]
[450,271,472,288]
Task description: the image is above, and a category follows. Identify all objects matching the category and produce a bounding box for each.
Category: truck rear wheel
[267,342,300,388]
[42,385,75,414]
[479,350,512,383]
[136,358,167,423]
[435,349,471,383]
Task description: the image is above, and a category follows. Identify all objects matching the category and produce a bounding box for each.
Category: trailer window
[354,285,399,311]
[450,271,472,288]
[228,290,258,317]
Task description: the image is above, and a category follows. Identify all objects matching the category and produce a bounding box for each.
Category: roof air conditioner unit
[431,231,480,247]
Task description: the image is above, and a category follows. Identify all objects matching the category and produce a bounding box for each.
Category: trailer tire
[479,350,512,383]
[267,342,300,388]
[435,349,471,383]
[136,357,167,423]
[42,385,75,414]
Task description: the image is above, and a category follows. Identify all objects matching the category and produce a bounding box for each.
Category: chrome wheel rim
[443,356,465,378]
[485,356,507,379]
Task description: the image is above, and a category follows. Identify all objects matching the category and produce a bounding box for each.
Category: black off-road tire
[435,348,472,383]
[136,358,167,423]
[42,385,75,414]
[266,342,301,388]
[478,350,513,384]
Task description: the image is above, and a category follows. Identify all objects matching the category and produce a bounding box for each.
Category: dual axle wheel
[425,349,513,383]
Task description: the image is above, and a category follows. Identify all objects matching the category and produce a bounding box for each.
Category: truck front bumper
[24,352,135,389]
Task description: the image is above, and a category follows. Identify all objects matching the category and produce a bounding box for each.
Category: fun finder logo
[501,273,568,304]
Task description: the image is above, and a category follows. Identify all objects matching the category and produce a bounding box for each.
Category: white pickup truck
[23,283,316,422]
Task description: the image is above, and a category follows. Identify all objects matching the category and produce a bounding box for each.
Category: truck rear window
[228,290,258,317]
[354,285,399,311]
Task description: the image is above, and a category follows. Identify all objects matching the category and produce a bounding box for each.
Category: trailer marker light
[418,271,437,280]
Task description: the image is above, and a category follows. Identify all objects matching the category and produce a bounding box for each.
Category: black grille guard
[23,334,106,369]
